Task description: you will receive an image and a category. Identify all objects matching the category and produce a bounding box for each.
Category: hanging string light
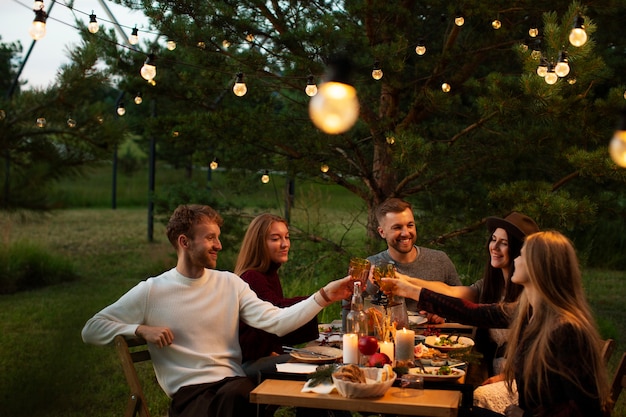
[116,102,126,116]
[166,40,176,50]
[371,61,383,80]
[261,170,270,183]
[415,39,426,56]
[210,159,219,170]
[88,12,99,34]
[441,81,451,93]
[609,111,626,168]
[233,73,247,97]
[36,117,46,127]
[536,57,549,77]
[29,9,48,40]
[33,1,44,11]
[569,14,587,47]
[454,12,465,27]
[544,64,558,85]
[305,75,318,97]
[134,92,143,105]
[140,54,157,81]
[67,117,76,128]
[309,56,359,134]
[129,26,139,45]
[222,40,231,49]
[320,163,329,173]
[554,51,570,77]
[492,19,502,30]
[528,26,539,38]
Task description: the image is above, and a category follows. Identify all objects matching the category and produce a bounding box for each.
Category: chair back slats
[602,339,616,364]
[610,352,626,410]
[114,335,152,417]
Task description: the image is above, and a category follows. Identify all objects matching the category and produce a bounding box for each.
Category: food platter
[407,366,465,382]
[289,345,343,364]
[424,335,474,352]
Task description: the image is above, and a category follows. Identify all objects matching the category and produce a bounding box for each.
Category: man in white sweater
[82,204,352,417]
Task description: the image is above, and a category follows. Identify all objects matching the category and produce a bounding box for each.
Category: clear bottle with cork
[346,281,368,336]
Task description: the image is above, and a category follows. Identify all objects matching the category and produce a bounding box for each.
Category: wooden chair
[610,351,626,411]
[114,335,152,417]
[602,338,616,364]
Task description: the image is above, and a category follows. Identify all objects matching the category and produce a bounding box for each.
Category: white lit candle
[395,328,415,362]
[343,333,359,364]
[379,340,395,364]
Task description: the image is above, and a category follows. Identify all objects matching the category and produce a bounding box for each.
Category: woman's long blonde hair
[502,231,611,412]
[234,213,288,276]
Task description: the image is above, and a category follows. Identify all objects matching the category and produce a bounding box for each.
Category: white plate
[289,346,343,364]
[424,335,474,352]
[408,366,465,382]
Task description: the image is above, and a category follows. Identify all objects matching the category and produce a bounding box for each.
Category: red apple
[358,335,379,355]
[368,352,391,367]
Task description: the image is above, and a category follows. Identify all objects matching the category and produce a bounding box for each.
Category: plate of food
[424,335,474,352]
[288,345,343,364]
[407,365,465,382]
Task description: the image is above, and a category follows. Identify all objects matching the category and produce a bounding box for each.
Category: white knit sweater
[81,267,321,397]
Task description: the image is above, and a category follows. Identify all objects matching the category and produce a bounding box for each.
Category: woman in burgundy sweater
[235,213,319,373]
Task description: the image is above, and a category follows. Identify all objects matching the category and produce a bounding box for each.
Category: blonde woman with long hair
[385,231,611,416]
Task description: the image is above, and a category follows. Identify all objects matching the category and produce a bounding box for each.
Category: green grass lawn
[1,164,625,416]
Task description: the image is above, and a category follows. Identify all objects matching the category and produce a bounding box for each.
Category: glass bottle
[346,281,368,336]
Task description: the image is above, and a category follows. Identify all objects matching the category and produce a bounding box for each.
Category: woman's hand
[381,277,422,301]
[324,275,354,302]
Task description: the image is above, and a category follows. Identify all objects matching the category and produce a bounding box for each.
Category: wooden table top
[250,379,461,417]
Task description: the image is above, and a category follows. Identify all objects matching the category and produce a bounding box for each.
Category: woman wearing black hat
[395,212,539,380]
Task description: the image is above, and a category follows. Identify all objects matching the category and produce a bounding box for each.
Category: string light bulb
[609,112,626,168]
[492,19,502,30]
[536,58,548,77]
[415,39,426,56]
[554,51,570,77]
[569,15,587,47]
[166,40,176,50]
[261,170,270,183]
[305,75,318,97]
[210,159,218,170]
[129,27,139,45]
[529,27,539,38]
[67,117,76,128]
[134,92,143,105]
[116,103,126,116]
[33,1,44,10]
[371,61,383,80]
[222,40,231,49]
[320,163,329,173]
[36,117,46,128]
[140,54,156,81]
[544,64,558,85]
[441,82,451,93]
[309,56,359,134]
[29,9,47,40]
[233,73,247,97]
[454,13,465,27]
[88,13,99,34]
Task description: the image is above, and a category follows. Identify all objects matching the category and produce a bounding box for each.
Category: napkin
[301,379,336,394]
[275,362,319,374]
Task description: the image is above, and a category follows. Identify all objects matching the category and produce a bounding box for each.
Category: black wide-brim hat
[486,212,540,241]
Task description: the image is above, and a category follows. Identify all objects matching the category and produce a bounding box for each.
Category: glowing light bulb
[210,160,218,170]
[148,79,156,86]
[441,82,451,93]
[166,40,176,50]
[305,75,318,97]
[246,33,255,42]
[233,73,247,97]
[455,15,465,26]
[117,103,126,116]
[415,41,426,56]
[261,171,270,183]
[134,93,143,105]
[172,131,179,137]
[320,163,329,173]
[544,66,558,85]
[29,10,47,40]
[222,40,231,49]
[88,13,99,34]
[140,54,156,81]
[609,115,626,168]
[129,27,139,45]
[197,41,206,49]
[97,115,104,124]
[554,51,570,77]
[36,117,46,128]
[492,19,501,29]
[529,27,539,38]
[67,118,76,128]
[372,61,383,80]
[567,77,577,85]
[386,136,395,145]
[569,15,587,47]
[309,82,359,134]
[536,58,548,77]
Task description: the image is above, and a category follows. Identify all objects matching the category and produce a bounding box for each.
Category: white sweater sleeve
[81,281,150,345]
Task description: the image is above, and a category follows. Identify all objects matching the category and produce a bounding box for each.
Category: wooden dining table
[250,378,462,417]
